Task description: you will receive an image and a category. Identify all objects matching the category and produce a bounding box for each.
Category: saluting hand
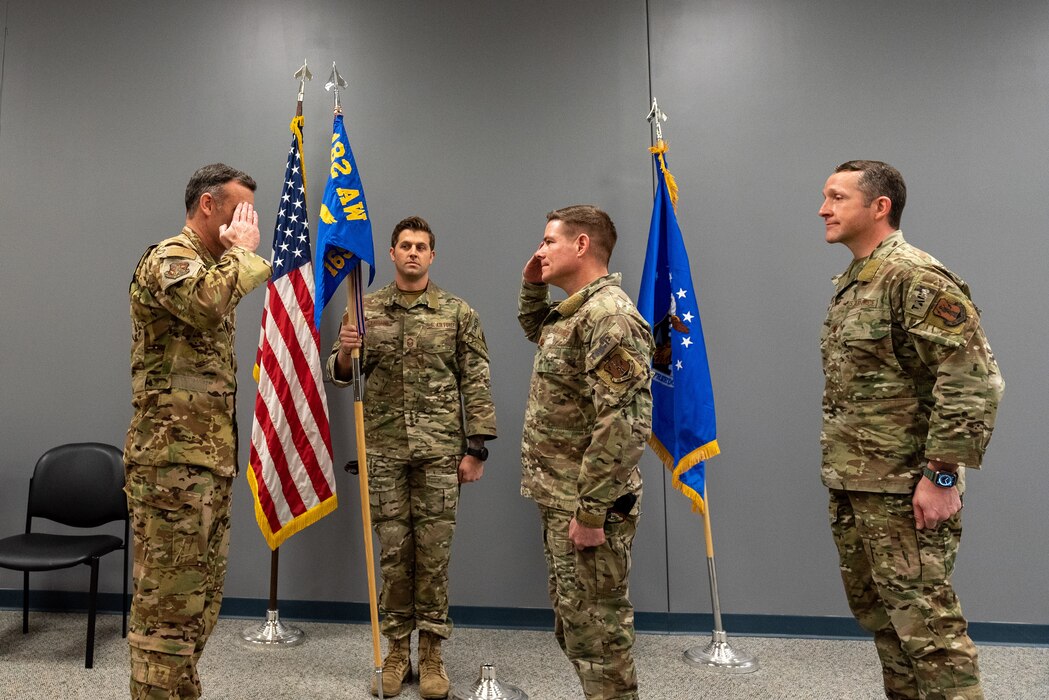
[522,245,544,284]
[219,202,261,252]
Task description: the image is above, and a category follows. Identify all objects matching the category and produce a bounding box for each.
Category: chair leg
[22,571,29,634]
[86,559,99,669]
[122,532,129,638]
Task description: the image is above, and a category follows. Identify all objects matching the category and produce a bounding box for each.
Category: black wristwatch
[465,445,489,461]
[922,466,958,488]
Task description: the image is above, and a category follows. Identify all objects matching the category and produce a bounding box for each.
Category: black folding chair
[0,442,129,668]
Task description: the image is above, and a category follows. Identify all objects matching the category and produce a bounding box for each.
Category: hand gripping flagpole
[327,62,385,698]
[241,60,315,649]
[646,98,757,674]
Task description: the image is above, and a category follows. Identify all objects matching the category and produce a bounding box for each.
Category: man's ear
[575,232,591,257]
[198,192,216,217]
[872,195,892,222]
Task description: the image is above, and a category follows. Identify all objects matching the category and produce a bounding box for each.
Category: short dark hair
[390,216,435,249]
[185,163,256,215]
[835,160,906,229]
[546,205,617,265]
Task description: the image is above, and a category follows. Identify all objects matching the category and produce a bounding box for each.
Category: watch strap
[922,466,957,487]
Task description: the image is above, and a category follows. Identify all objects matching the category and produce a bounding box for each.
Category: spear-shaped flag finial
[294,60,312,104]
[646,97,668,142]
[325,62,347,115]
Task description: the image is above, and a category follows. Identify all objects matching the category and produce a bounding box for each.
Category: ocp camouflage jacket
[821,231,1003,493]
[125,226,271,475]
[519,274,653,528]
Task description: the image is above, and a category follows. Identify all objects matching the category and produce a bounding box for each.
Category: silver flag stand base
[683,629,758,674]
[451,663,528,700]
[683,532,760,675]
[240,609,305,646]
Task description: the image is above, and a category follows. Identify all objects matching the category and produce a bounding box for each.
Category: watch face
[935,472,957,487]
[468,446,488,461]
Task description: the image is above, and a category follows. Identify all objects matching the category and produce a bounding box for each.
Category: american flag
[247,115,337,549]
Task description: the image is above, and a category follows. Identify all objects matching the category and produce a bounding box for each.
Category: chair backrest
[27,443,127,529]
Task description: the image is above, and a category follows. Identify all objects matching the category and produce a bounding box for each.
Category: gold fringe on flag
[247,466,339,551]
[290,115,308,191]
[648,434,721,515]
[649,139,679,210]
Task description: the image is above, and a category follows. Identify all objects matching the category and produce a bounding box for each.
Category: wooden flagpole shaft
[702,484,715,559]
[346,267,384,675]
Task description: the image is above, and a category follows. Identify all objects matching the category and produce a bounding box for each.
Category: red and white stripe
[248,263,335,549]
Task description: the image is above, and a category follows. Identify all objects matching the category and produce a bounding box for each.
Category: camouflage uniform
[821,231,1003,700]
[125,226,270,699]
[327,281,497,641]
[519,273,653,700]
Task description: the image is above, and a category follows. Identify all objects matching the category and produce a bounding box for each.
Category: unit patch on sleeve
[159,257,203,290]
[925,293,969,333]
[595,345,644,389]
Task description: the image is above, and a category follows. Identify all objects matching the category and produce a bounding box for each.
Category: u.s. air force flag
[314,112,374,328]
[637,140,720,514]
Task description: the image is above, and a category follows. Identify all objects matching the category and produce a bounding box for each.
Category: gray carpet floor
[1,611,1047,699]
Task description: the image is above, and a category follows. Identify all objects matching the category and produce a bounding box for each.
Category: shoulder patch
[595,346,644,389]
[924,292,969,333]
[906,283,937,318]
[158,256,203,290]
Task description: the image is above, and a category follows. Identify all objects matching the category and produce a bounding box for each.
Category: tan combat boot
[371,635,412,697]
[418,630,450,699]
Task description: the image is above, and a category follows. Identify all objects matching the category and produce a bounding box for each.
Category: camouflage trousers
[125,464,232,700]
[369,454,460,640]
[829,489,982,700]
[539,505,639,700]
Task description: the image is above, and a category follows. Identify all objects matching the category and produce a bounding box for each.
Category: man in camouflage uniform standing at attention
[819,161,1003,700]
[329,216,497,699]
[519,205,652,700]
[124,163,271,699]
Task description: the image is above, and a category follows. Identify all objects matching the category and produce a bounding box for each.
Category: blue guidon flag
[314,112,374,329]
[637,140,720,514]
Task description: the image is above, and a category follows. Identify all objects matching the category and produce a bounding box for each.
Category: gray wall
[0,0,1045,627]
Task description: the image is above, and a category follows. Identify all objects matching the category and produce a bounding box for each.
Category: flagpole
[682,484,757,672]
[644,98,757,674]
[241,60,315,648]
[325,62,384,696]
[345,263,384,697]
